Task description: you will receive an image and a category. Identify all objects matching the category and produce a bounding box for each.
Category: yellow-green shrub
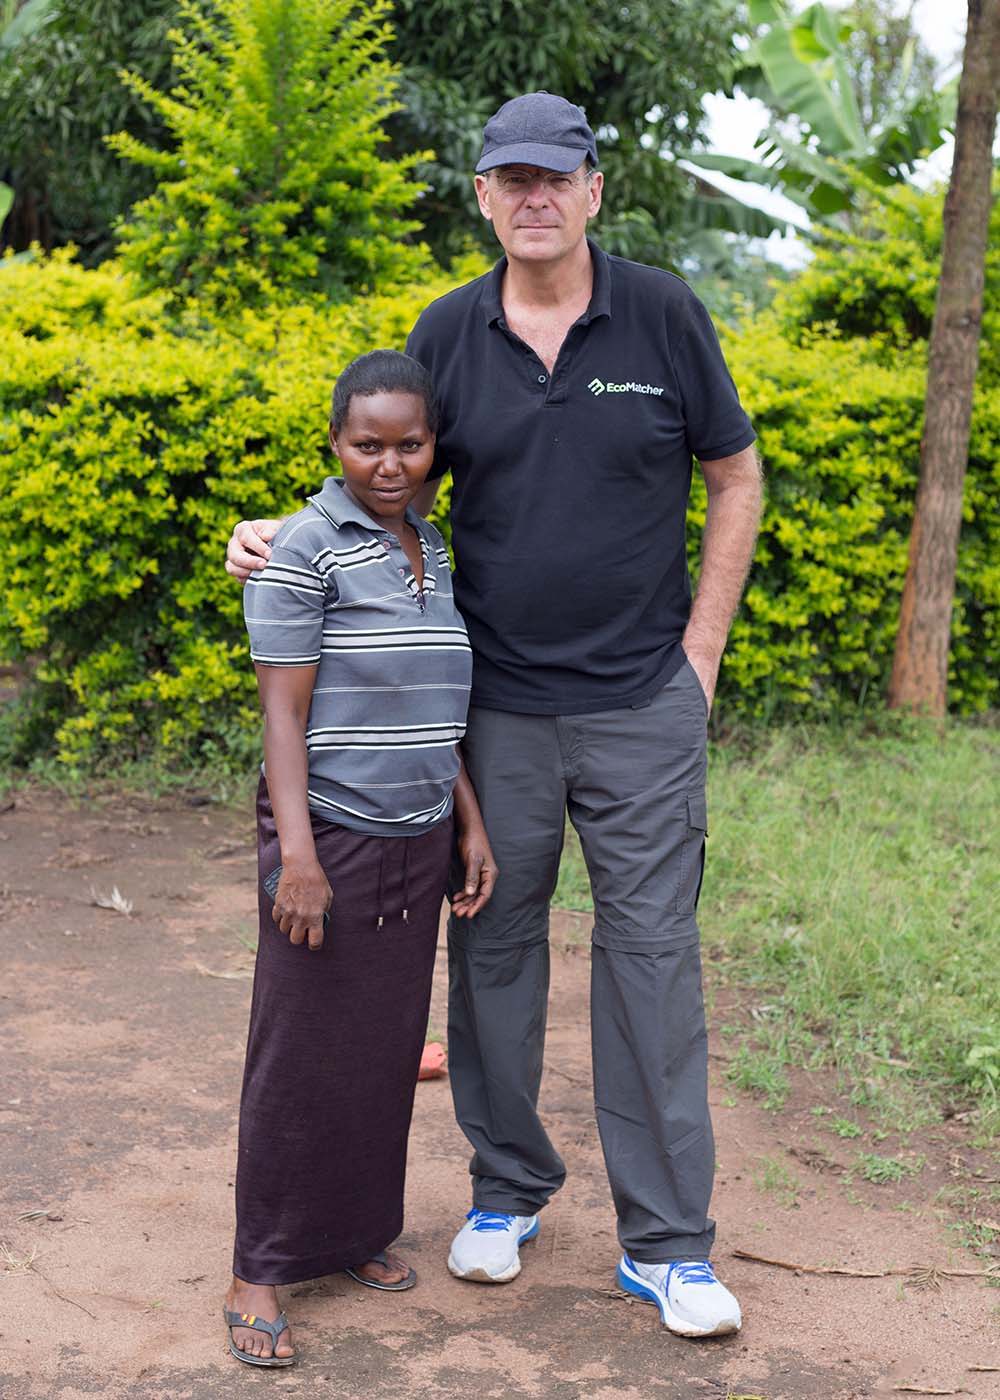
[704,182,998,719]
[704,317,998,717]
[0,249,468,767]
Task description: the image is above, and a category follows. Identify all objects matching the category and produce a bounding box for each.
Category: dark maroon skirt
[232,778,452,1285]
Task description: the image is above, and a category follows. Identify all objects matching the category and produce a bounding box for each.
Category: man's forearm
[683,447,763,665]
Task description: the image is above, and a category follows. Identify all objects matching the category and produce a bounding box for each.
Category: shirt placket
[498,318,589,405]
[377,531,428,613]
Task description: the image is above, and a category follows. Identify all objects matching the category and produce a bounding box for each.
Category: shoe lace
[466,1209,515,1233]
[668,1260,718,1286]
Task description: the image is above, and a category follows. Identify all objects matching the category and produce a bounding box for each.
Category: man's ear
[328,423,338,456]
[474,173,493,222]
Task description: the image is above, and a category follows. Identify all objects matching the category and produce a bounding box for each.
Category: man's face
[474,162,603,264]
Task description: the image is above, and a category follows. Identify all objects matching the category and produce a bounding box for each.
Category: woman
[224,350,497,1367]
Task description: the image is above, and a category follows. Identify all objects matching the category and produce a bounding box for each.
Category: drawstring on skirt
[376,840,386,930]
[402,839,410,925]
[375,837,412,929]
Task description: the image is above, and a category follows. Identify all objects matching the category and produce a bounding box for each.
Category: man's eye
[402,440,422,451]
[357,441,378,452]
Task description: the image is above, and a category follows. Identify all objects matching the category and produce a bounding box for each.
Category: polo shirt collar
[308,476,423,535]
[481,236,612,325]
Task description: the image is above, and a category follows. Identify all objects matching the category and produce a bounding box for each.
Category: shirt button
[537,373,547,383]
[398,568,406,577]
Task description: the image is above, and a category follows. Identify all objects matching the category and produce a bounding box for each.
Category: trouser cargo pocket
[674,791,708,914]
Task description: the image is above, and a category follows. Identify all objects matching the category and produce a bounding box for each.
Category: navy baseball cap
[476,92,599,175]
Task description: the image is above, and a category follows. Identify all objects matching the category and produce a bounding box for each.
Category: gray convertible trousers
[448,654,715,1262]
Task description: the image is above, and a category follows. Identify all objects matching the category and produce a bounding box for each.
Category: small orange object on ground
[418,1041,447,1080]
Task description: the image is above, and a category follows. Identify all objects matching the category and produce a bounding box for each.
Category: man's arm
[224,482,442,583]
[682,445,763,711]
[412,478,441,518]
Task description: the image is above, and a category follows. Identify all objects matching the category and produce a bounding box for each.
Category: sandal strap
[223,1308,289,1343]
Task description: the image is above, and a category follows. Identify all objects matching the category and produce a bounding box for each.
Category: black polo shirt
[405,239,755,714]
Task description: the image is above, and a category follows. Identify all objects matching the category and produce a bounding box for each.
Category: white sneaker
[616,1255,742,1337]
[447,1209,540,1283]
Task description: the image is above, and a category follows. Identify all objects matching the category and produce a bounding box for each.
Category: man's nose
[377,450,403,474]
[523,178,550,203]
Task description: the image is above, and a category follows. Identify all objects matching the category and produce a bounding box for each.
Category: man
[227,92,761,1339]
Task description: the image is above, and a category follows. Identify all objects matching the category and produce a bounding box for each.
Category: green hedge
[709,320,998,716]
[1,185,997,770]
[0,250,466,767]
[708,182,998,718]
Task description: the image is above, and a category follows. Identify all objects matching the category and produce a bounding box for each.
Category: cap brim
[475,142,591,175]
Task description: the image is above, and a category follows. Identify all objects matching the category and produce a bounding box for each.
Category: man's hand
[681,645,720,714]
[451,826,499,919]
[225,518,282,582]
[273,857,332,951]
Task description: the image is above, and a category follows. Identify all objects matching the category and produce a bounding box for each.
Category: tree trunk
[887,0,1000,715]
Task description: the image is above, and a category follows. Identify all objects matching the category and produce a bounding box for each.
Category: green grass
[553,719,1000,1130]
[831,1117,863,1139]
[752,1153,801,1208]
[856,1151,920,1184]
[725,1044,790,1110]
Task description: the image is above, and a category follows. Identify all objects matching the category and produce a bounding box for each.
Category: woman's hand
[451,824,499,919]
[273,857,332,951]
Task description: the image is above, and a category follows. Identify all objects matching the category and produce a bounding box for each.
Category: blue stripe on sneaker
[616,1256,668,1323]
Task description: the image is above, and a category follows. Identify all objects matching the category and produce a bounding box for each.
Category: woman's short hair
[330,350,439,435]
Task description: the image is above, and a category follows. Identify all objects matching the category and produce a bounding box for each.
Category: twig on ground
[891,1387,965,1396]
[968,1366,1000,1372]
[89,884,133,916]
[732,1248,882,1278]
[31,1264,98,1321]
[732,1248,999,1285]
[545,1064,590,1089]
[193,961,253,980]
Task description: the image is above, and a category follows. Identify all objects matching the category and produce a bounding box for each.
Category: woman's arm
[256,663,332,950]
[450,752,498,919]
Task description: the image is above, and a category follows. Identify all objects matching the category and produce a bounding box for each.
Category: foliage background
[0,1,993,772]
[0,0,177,262]
[0,0,751,271]
[0,183,996,769]
[110,0,431,311]
[0,252,467,768]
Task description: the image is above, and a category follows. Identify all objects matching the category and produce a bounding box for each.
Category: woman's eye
[402,440,422,451]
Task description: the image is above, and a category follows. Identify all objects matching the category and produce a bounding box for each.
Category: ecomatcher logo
[588,377,663,397]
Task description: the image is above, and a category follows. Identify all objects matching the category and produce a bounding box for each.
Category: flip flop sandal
[345,1249,417,1291]
[223,1306,294,1367]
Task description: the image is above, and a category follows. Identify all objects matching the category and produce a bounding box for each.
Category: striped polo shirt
[244,477,472,836]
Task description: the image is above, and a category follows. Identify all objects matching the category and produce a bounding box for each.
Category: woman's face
[329,391,435,521]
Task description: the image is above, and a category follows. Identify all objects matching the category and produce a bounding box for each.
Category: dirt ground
[1,787,998,1400]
